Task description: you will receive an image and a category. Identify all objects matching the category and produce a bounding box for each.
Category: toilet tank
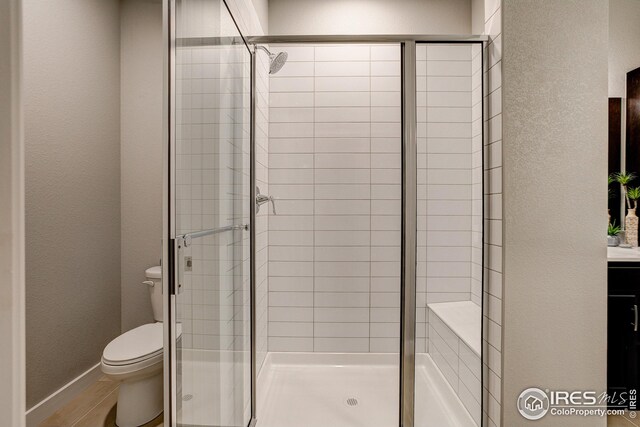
[145,266,163,322]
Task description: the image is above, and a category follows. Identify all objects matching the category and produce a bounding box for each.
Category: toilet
[101,266,164,427]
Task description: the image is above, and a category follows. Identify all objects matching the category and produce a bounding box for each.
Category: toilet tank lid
[145,266,162,279]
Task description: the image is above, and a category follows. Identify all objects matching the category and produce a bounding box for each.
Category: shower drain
[183,394,193,401]
[346,397,358,407]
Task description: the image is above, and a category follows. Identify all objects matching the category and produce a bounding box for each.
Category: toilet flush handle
[142,280,155,287]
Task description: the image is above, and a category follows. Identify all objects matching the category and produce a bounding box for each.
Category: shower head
[269,51,288,74]
[255,45,288,74]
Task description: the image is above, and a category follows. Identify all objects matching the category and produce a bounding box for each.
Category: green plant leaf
[615,171,637,185]
[609,220,622,236]
[628,187,640,201]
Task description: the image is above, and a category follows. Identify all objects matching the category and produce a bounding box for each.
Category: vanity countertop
[608,246,640,262]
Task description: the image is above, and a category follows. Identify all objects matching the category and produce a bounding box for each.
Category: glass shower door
[170,1,252,426]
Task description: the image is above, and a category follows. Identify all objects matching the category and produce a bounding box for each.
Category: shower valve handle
[256,187,276,215]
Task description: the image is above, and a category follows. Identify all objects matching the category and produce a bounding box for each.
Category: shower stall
[164,1,486,427]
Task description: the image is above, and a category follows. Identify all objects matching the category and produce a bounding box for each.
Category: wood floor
[40,375,163,427]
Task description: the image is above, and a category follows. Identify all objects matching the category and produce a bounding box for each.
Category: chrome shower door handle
[256,186,276,215]
[633,304,638,332]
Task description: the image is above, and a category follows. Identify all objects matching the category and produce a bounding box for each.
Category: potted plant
[609,221,622,246]
[629,187,640,208]
[627,187,640,247]
[615,172,638,246]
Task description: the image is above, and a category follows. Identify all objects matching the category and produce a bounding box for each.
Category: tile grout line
[425,46,430,354]
[312,44,316,352]
[369,45,372,352]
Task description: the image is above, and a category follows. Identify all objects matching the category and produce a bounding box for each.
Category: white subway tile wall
[416,43,483,426]
[227,0,271,383]
[429,309,482,426]
[268,43,482,361]
[471,43,483,308]
[482,1,503,426]
[255,49,270,375]
[416,44,478,356]
[267,44,402,353]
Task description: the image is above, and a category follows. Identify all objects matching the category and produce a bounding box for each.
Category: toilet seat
[103,323,163,366]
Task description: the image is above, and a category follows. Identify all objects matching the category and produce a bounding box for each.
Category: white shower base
[257,352,477,427]
[177,349,251,427]
[176,350,476,427]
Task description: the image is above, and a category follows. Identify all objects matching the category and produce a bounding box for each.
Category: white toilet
[102,266,164,427]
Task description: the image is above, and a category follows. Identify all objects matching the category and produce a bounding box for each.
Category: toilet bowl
[102,323,163,427]
[101,266,164,427]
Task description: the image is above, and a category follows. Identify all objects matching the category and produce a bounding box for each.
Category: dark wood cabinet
[608,263,640,405]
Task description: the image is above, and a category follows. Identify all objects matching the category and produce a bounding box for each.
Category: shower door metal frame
[400,40,417,427]
[249,48,258,427]
[164,6,488,423]
[162,0,176,424]
[248,34,487,427]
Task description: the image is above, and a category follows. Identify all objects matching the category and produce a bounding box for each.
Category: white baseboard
[25,363,102,427]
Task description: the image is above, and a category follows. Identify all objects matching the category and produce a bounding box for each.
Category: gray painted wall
[0,0,24,423]
[609,0,640,97]
[471,0,484,34]
[268,0,471,35]
[251,0,269,33]
[24,0,122,408]
[120,0,164,333]
[501,1,608,426]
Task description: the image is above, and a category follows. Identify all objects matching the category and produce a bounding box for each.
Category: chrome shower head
[255,45,288,74]
[269,51,288,74]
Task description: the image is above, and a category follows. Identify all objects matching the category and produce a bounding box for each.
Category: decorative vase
[608,235,619,247]
[626,208,639,247]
